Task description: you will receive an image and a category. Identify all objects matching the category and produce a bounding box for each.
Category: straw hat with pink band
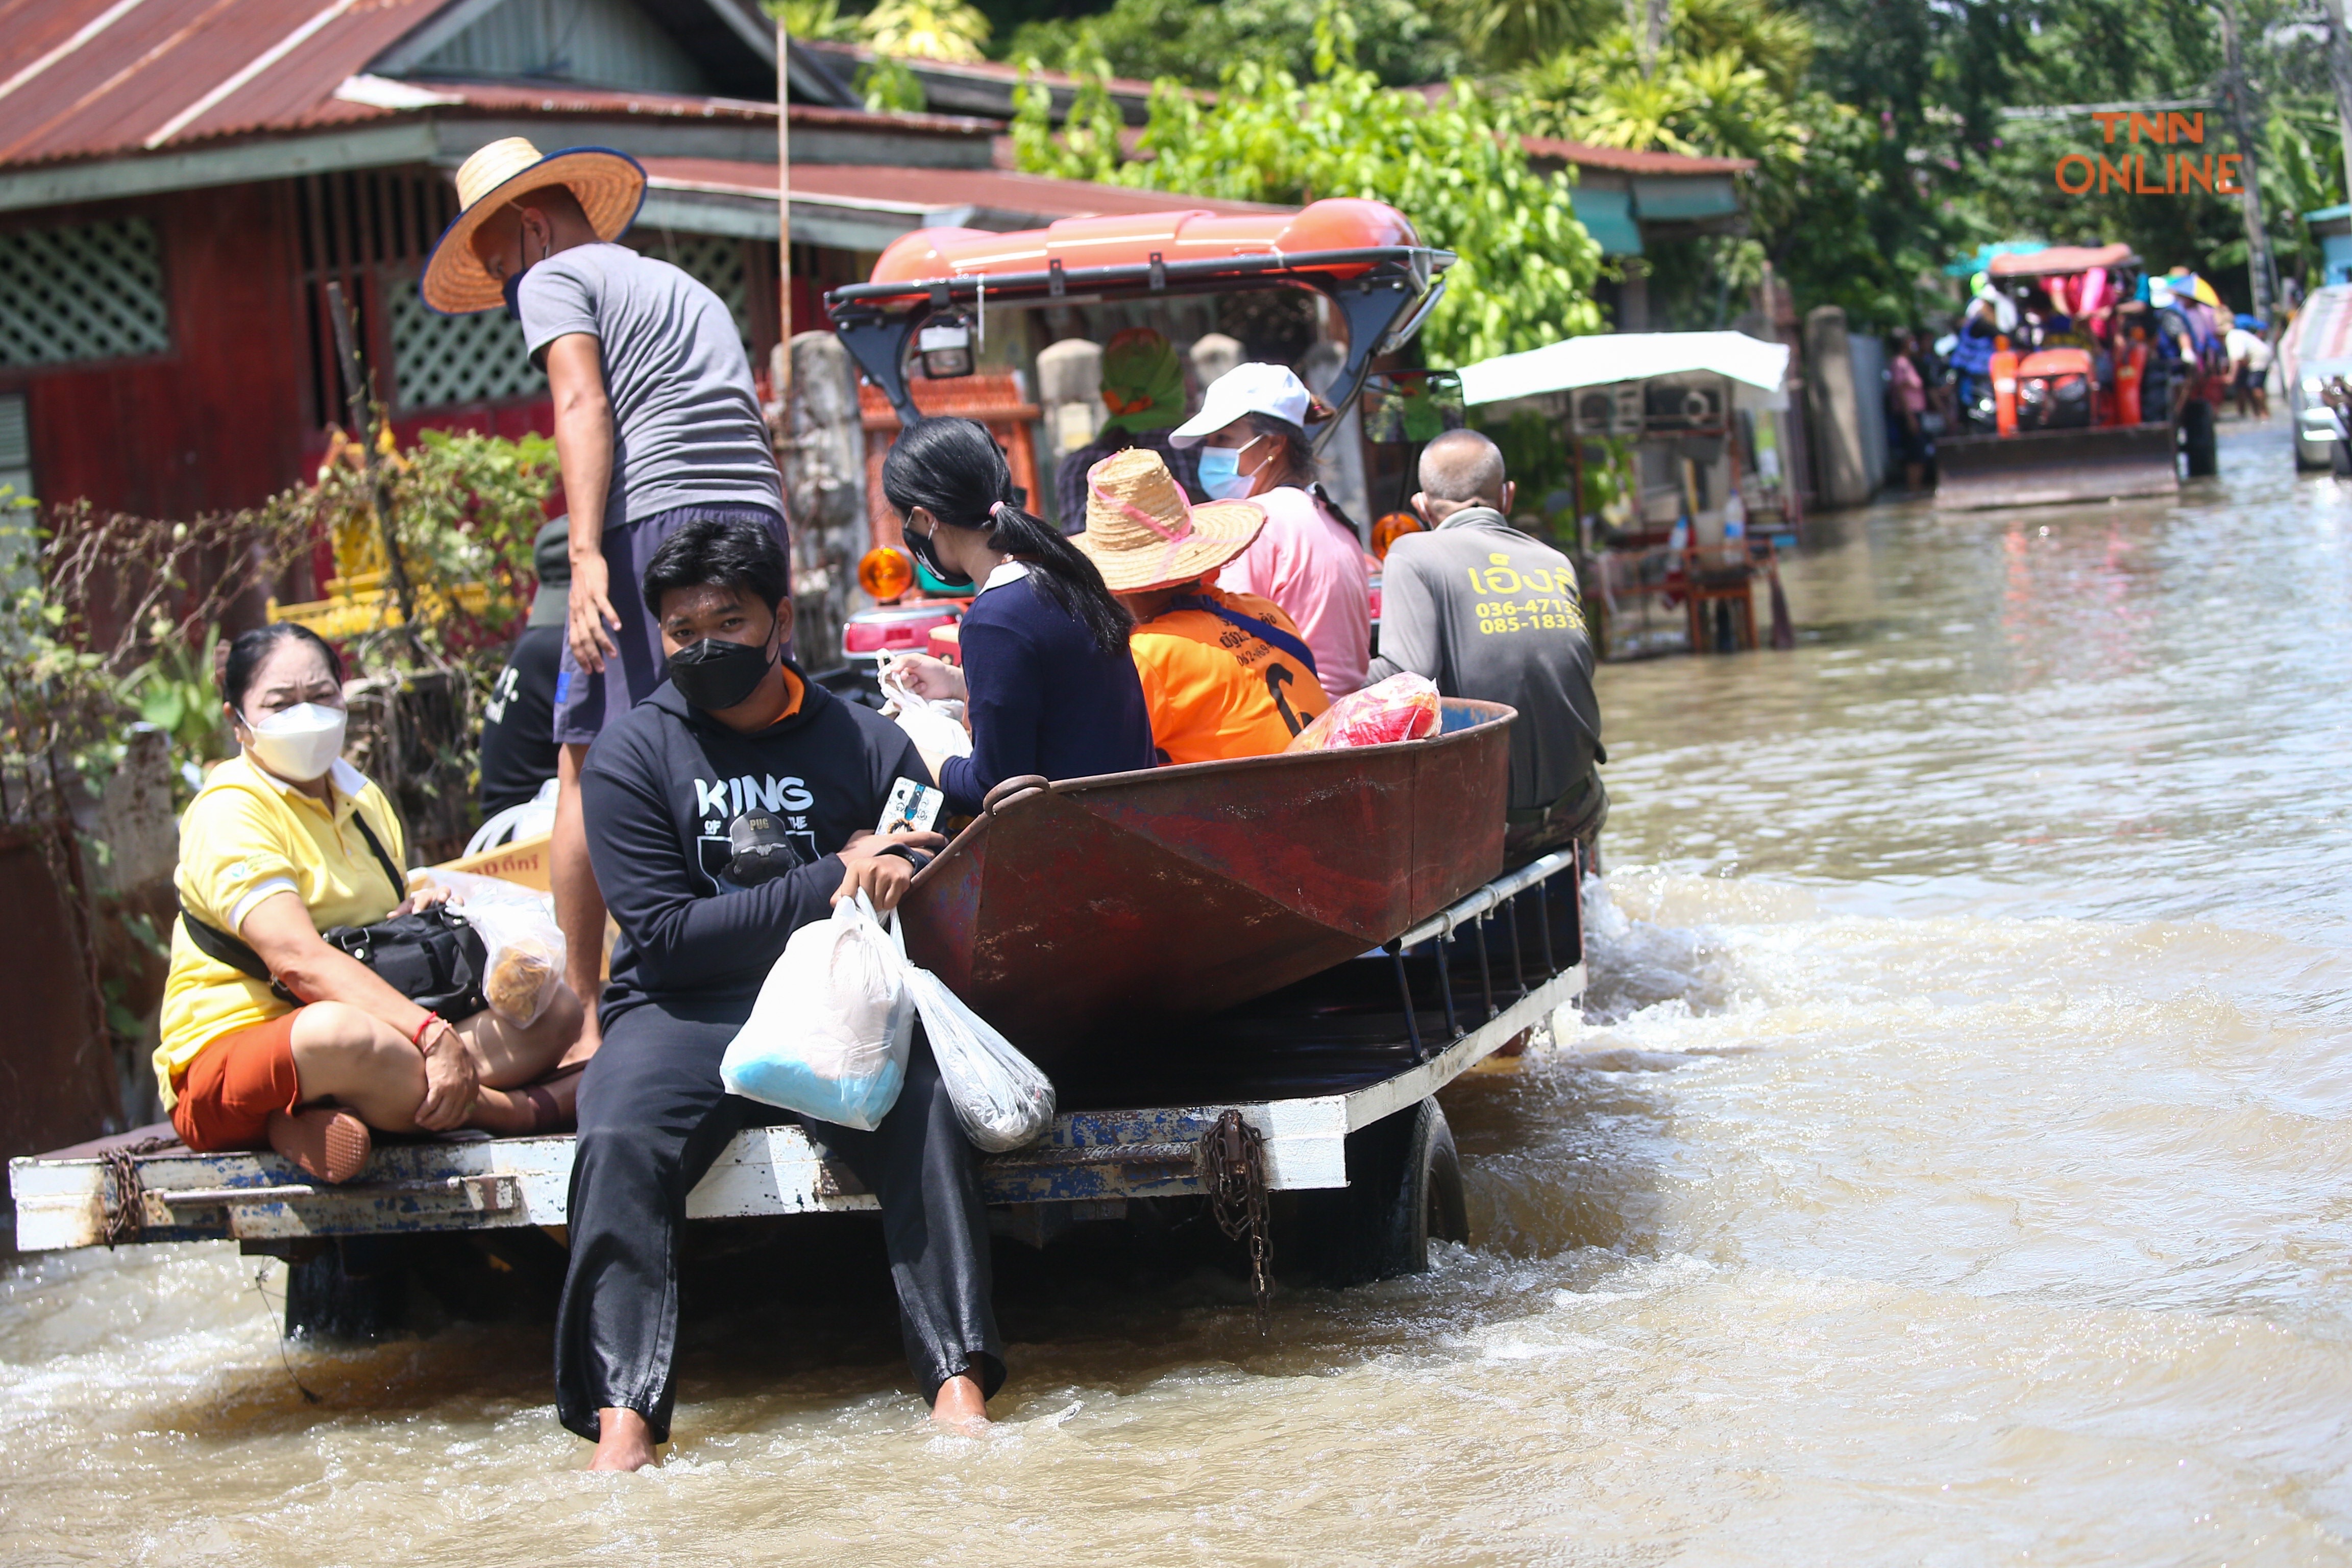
[1072,448,1265,593]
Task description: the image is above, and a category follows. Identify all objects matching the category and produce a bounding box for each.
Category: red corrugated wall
[6,183,308,519]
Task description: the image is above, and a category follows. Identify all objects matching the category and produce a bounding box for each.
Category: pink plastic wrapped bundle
[1285,672,1442,752]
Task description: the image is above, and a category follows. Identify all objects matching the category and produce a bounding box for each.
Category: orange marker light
[859,546,914,601]
[1371,511,1424,560]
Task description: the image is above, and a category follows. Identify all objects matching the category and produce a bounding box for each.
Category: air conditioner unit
[1644,382,1722,432]
[1573,383,1644,434]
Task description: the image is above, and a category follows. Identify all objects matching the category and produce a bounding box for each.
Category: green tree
[1006,0,1460,89]
[1014,10,1602,363]
[1429,0,1616,70]
[861,0,992,60]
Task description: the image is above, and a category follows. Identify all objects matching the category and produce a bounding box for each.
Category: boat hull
[899,699,1514,1075]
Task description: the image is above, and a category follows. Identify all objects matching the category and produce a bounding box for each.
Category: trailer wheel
[1296,1098,1469,1286]
[2182,401,2218,477]
[283,1236,411,1343]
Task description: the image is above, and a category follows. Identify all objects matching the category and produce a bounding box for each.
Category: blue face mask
[1195,438,1261,501]
[502,271,526,322]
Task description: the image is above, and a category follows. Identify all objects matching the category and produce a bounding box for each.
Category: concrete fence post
[784,330,867,667]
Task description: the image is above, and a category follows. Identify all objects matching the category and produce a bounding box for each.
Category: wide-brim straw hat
[420,138,646,314]
[1072,447,1265,593]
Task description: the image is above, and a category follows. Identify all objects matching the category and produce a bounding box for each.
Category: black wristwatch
[874,843,934,873]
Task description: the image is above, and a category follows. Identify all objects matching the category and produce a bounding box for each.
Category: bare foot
[470,1069,580,1138]
[590,1406,657,1471]
[558,1011,602,1071]
[930,1372,987,1431]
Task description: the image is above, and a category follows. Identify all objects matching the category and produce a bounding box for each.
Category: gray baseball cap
[528,517,570,629]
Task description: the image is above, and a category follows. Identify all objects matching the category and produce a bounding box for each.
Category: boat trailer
[13,853,1586,1307]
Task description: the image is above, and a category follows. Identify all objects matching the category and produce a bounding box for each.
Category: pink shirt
[1889,354,1926,414]
[1217,485,1369,699]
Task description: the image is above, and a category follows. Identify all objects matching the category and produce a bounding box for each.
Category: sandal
[267,1106,373,1184]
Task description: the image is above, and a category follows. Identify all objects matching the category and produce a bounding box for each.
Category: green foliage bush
[1014,9,1603,365]
[1007,0,1458,88]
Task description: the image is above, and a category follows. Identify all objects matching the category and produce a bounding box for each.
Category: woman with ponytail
[882,417,1155,813]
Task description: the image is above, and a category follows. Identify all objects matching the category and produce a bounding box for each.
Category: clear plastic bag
[1284,671,1443,752]
[880,662,974,761]
[417,867,568,1026]
[720,892,911,1131]
[897,949,1056,1153]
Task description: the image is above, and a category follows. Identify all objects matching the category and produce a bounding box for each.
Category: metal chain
[1195,1109,1271,1333]
[99,1136,177,1248]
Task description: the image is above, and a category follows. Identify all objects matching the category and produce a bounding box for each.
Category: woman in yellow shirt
[1071,448,1324,764]
[159,624,582,1182]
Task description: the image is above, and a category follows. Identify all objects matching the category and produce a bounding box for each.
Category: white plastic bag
[720,892,911,1131]
[419,867,568,1026]
[880,661,974,761]
[899,961,1056,1153]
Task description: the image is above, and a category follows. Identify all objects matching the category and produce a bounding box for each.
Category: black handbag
[178,807,491,1020]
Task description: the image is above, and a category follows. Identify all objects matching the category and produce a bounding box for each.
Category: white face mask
[242,702,347,783]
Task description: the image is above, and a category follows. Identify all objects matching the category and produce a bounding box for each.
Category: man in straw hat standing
[1072,448,1325,763]
[422,138,788,1059]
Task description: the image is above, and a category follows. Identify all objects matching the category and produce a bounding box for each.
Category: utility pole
[777,14,793,399]
[1632,0,1669,74]
[2218,0,2278,319]
[2326,0,2352,221]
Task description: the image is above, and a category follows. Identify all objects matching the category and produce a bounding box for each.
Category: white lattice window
[0,219,169,366]
[642,234,752,351]
[387,273,546,411]
[0,393,30,502]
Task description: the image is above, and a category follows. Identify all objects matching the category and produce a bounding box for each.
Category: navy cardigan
[939,570,1155,814]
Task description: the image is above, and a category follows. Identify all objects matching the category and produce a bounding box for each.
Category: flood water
[6,419,2350,1565]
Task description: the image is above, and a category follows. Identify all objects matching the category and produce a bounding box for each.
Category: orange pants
[169,1011,302,1150]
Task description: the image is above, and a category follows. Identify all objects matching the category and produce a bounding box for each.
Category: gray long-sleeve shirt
[1365,507,1603,814]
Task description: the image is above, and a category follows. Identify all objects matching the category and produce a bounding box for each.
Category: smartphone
[876,776,943,836]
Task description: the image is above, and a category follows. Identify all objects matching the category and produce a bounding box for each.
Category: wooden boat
[898,698,1514,1075]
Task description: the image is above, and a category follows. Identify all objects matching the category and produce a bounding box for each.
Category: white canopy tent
[1457,330,1792,410]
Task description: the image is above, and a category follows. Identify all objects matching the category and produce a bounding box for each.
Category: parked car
[2278,284,2352,471]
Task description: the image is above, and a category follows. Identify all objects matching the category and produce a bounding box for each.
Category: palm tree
[860,0,991,63]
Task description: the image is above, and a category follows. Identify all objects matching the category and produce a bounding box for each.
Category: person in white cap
[421,138,787,1062]
[1169,362,1370,700]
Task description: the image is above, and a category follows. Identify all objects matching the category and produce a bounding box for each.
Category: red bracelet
[410,1012,444,1050]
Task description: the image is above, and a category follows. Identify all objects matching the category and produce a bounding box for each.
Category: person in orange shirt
[1072,448,1325,764]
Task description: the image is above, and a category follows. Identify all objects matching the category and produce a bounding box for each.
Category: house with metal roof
[0,0,1270,520]
[1519,137,1753,330]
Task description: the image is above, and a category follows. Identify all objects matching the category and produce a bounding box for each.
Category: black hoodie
[579,673,926,1028]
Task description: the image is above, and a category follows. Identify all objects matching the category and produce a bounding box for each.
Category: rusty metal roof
[0,0,991,172]
[1520,136,1755,177]
[0,0,439,166]
[640,157,1286,222]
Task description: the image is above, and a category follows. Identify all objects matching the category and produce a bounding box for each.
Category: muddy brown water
[6,420,2350,1565]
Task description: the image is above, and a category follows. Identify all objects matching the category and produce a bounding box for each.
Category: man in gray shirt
[422,138,787,1054]
[1366,429,1606,864]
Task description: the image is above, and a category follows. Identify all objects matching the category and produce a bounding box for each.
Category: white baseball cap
[1170,362,1314,449]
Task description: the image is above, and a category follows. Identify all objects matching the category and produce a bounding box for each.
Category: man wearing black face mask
[557,516,999,1472]
[420,137,787,1066]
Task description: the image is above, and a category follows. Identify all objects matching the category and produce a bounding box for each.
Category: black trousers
[1504,767,1608,870]
[553,996,1004,1442]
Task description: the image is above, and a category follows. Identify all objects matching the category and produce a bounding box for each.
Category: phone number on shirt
[1474,598,1581,634]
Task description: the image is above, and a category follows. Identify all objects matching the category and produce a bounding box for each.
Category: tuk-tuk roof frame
[824,238,1456,446]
